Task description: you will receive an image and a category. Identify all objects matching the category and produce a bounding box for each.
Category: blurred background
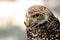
[43,0,60,20]
[0,0,59,40]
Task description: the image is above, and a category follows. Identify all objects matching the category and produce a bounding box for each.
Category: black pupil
[36,14,39,16]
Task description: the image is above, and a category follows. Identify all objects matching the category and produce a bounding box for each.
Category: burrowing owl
[24,5,60,40]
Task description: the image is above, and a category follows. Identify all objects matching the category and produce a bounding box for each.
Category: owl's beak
[25,18,31,26]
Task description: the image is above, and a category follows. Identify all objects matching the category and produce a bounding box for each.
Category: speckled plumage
[24,5,60,40]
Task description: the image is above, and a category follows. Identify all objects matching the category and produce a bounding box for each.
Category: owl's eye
[35,14,39,17]
[35,14,40,18]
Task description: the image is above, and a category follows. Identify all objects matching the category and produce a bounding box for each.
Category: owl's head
[25,5,54,26]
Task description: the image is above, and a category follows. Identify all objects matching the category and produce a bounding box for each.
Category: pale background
[0,0,59,40]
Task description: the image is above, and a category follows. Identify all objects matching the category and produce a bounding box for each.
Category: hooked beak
[25,18,31,26]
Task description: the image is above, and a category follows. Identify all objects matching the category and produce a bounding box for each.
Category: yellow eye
[35,14,39,17]
[35,14,41,19]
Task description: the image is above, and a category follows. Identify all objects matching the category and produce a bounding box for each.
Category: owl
[24,5,60,40]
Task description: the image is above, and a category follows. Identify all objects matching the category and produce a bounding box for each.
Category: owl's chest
[26,19,60,40]
[26,26,60,40]
[26,27,48,40]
